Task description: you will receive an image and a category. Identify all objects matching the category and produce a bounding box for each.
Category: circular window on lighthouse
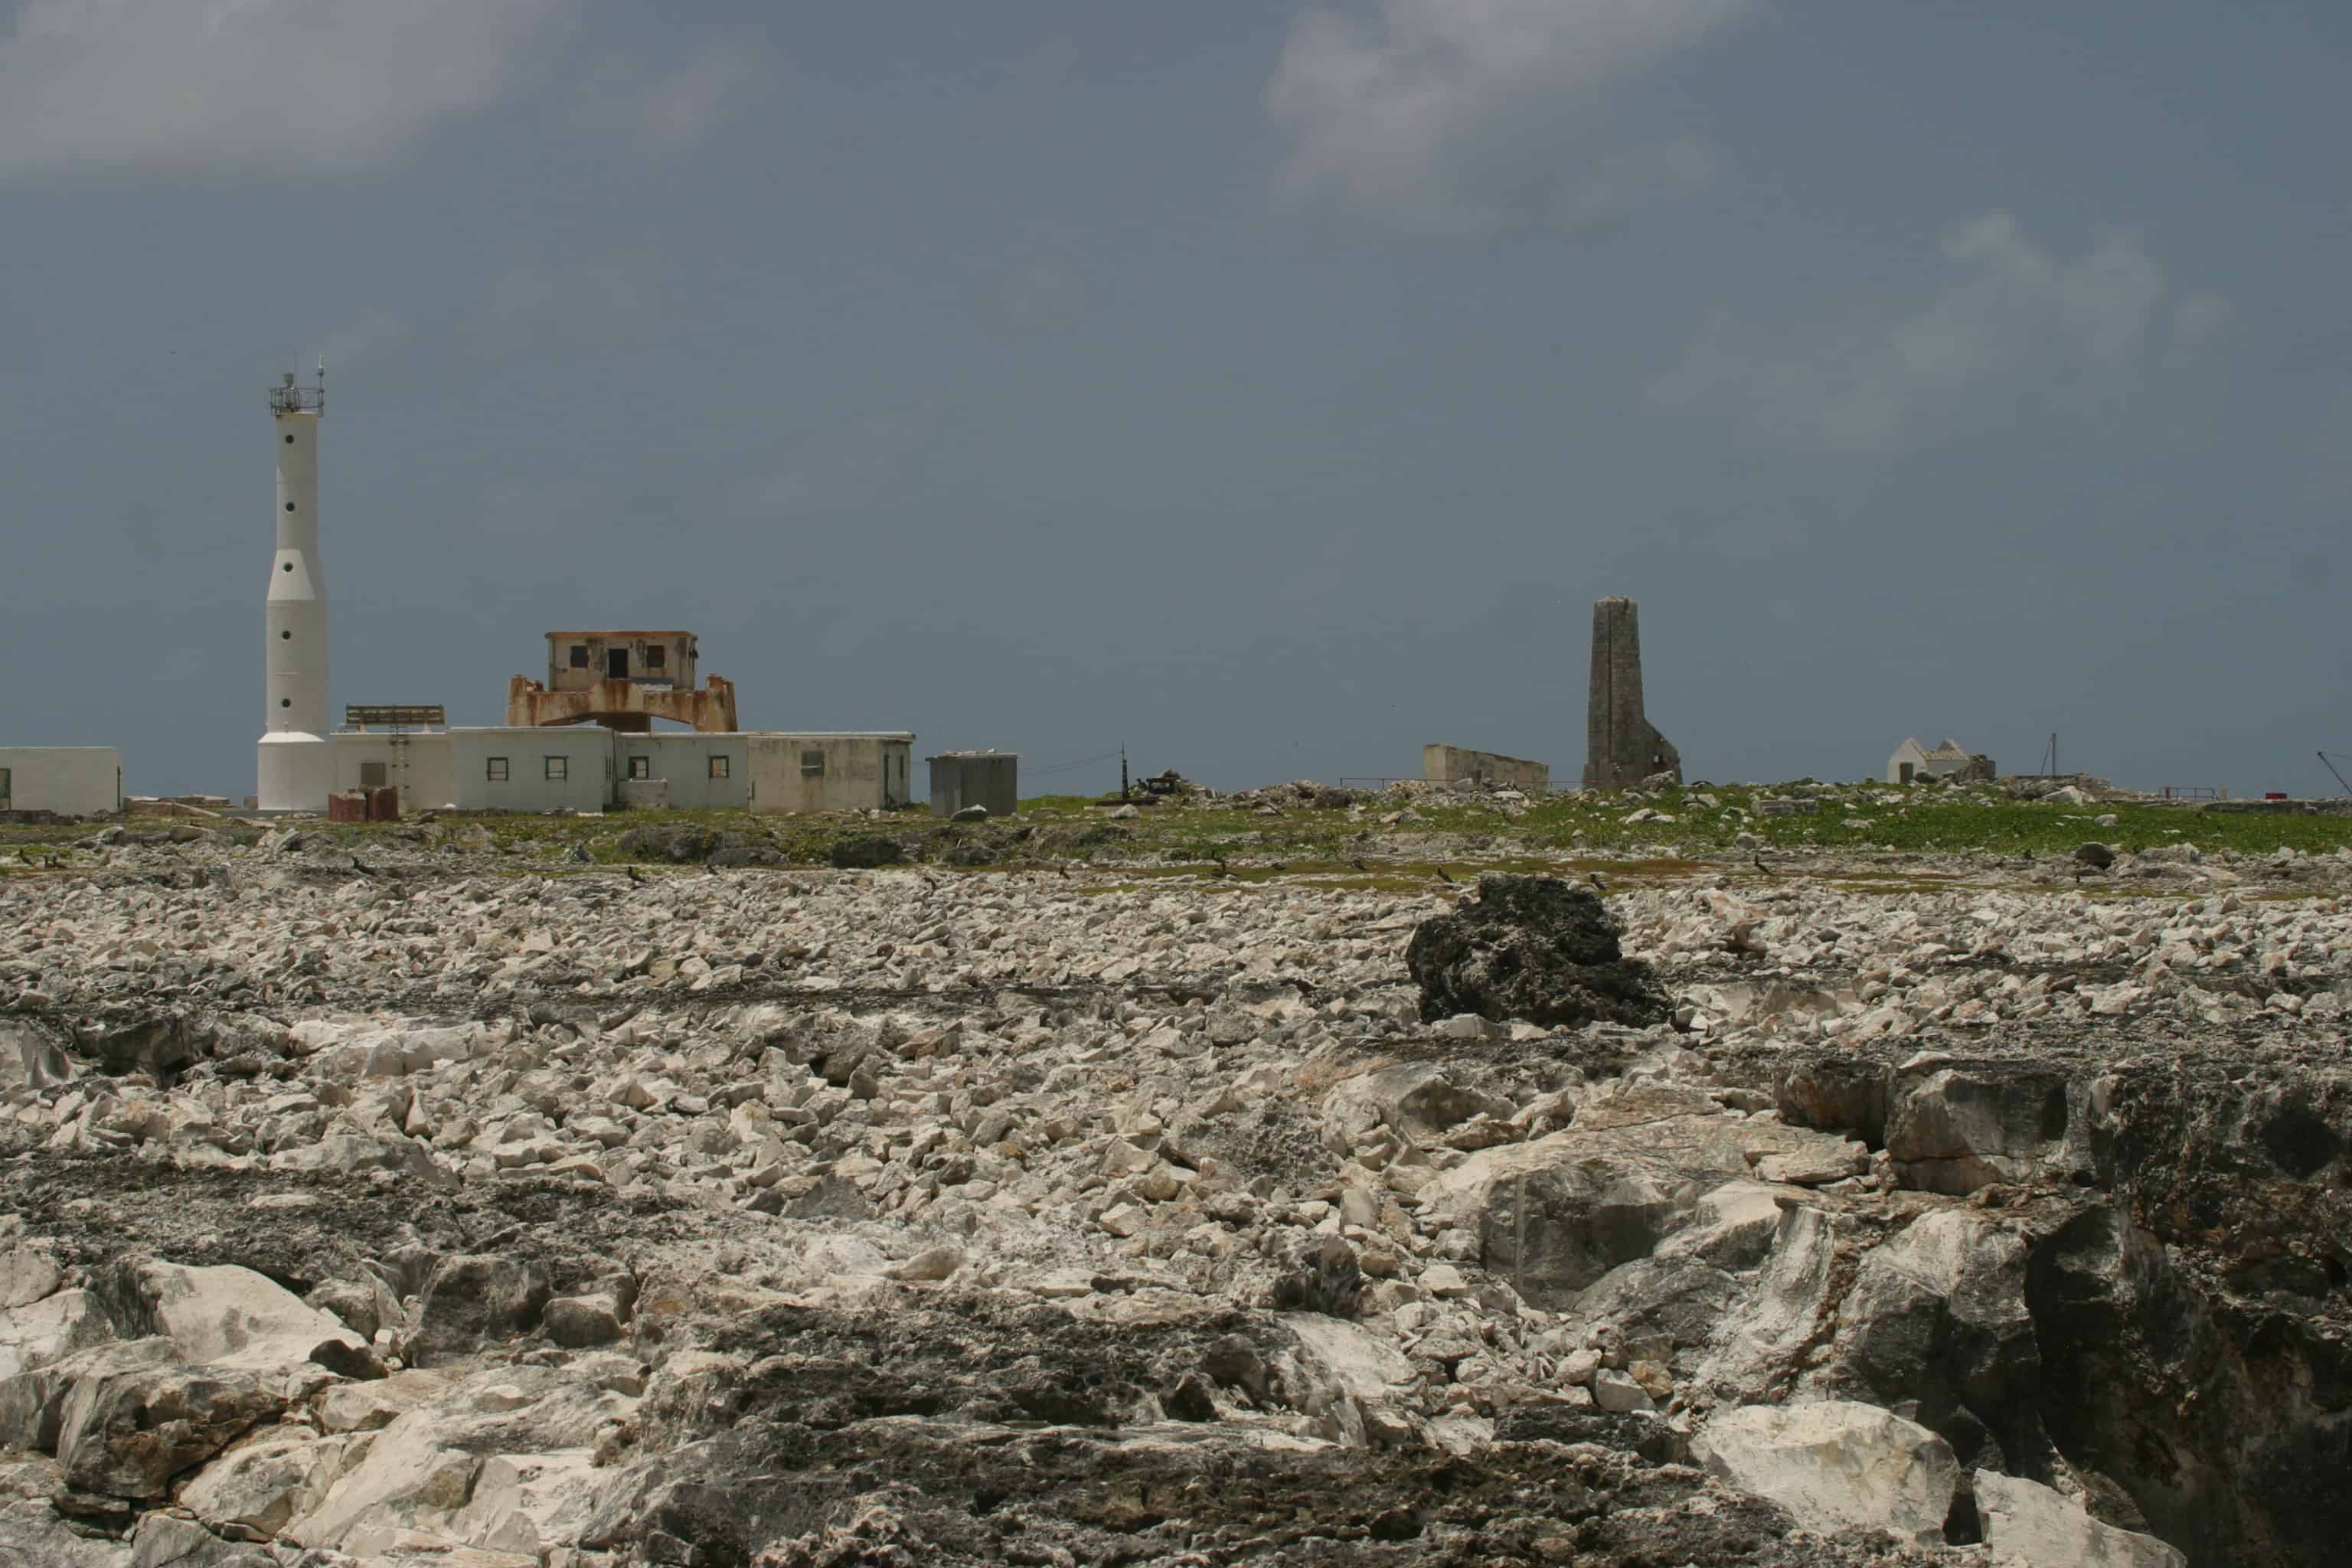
[281,630,292,639]
[285,502,296,512]
[285,434,295,444]
[282,563,292,572]
[281,699,292,708]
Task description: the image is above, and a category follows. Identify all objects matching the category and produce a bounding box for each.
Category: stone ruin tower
[1583,596,1680,790]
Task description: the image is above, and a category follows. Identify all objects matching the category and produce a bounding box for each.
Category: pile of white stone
[0,860,2307,1562]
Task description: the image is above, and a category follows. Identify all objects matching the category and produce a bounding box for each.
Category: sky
[3,0,2348,801]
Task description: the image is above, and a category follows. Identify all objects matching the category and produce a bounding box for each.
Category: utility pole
[1119,745,1129,802]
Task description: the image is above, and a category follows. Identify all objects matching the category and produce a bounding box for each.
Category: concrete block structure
[1423,745,1549,791]
[1887,737,1994,785]
[748,734,914,813]
[507,632,737,733]
[929,751,1020,818]
[0,748,122,817]
[451,728,614,813]
[1583,596,1681,790]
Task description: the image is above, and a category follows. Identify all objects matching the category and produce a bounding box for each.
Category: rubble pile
[0,851,2345,1566]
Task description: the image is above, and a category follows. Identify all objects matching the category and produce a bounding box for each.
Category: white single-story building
[1886,737,1994,785]
[612,732,753,812]
[333,730,456,818]
[746,733,914,813]
[322,727,911,813]
[0,748,122,817]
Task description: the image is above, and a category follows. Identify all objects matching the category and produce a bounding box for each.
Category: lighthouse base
[256,732,334,812]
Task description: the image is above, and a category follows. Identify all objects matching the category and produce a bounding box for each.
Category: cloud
[466,252,669,359]
[0,0,573,178]
[1648,213,2226,452]
[2307,386,2352,508]
[570,38,777,161]
[985,259,1093,338]
[736,403,946,519]
[1264,0,1749,239]
[307,307,408,373]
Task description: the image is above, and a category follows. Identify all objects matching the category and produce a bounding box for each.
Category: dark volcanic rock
[616,824,720,863]
[828,836,905,870]
[1270,1237,1362,1318]
[1404,874,1669,1028]
[412,1254,550,1363]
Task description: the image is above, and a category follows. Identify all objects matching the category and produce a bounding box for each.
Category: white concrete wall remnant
[0,749,122,815]
[258,397,332,809]
[746,734,914,814]
[1423,745,1550,791]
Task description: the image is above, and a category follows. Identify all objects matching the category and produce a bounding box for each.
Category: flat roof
[543,630,698,639]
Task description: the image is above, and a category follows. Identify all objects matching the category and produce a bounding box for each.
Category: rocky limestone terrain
[0,829,2347,1566]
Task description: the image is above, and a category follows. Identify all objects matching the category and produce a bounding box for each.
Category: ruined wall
[1583,597,1680,790]
[1423,746,1550,791]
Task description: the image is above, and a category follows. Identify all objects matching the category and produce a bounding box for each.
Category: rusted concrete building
[506,631,737,733]
[1423,745,1550,791]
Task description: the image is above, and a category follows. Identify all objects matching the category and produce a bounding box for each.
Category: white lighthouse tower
[256,367,332,811]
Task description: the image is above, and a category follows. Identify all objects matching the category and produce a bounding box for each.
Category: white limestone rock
[1974,1470,2187,1567]
[1693,1400,1958,1544]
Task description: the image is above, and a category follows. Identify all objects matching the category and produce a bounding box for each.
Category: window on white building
[709,756,730,779]
[545,756,569,781]
[485,758,508,782]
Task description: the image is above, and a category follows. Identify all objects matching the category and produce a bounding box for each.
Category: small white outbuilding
[1886,737,1991,785]
[0,748,123,817]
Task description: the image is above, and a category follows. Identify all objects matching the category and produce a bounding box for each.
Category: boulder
[1321,1064,1514,1151]
[1824,1209,2037,1468]
[0,1016,77,1093]
[1973,1471,2186,1566]
[55,1352,283,1498]
[614,824,717,864]
[1403,874,1669,1028]
[541,1294,623,1349]
[2074,842,2117,871]
[126,1512,269,1566]
[1885,1063,2079,1194]
[1693,1400,1959,1544]
[411,1256,549,1363]
[174,1423,325,1537]
[0,1289,113,1381]
[1269,1238,1361,1318]
[97,1260,367,1373]
[827,835,904,870]
[1422,1085,1862,1308]
[0,1338,178,1455]
[72,1011,208,1080]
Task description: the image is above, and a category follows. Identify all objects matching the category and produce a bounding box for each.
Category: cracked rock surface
[0,844,2345,1565]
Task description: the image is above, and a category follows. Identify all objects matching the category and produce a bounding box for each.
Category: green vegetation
[2,782,2346,880]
